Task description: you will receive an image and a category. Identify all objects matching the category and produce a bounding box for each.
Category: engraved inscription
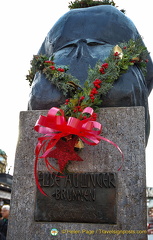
[35,172,117,223]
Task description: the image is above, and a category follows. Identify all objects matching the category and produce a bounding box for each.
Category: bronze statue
[28,5,153,144]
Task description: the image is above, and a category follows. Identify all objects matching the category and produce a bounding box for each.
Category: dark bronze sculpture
[28,5,153,144]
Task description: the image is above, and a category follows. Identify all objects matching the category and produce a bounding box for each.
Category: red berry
[82,116,87,120]
[102,63,108,69]
[91,88,98,94]
[57,68,65,72]
[50,66,55,70]
[80,96,85,101]
[99,67,105,74]
[114,52,119,56]
[44,60,52,63]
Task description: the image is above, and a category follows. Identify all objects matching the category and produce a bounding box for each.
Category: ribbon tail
[45,159,68,180]
[34,137,58,196]
[45,157,62,174]
[34,133,69,196]
[40,139,58,158]
[80,136,100,145]
[40,133,68,158]
[34,144,47,196]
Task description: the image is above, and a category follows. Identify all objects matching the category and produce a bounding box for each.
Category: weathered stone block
[7,107,147,240]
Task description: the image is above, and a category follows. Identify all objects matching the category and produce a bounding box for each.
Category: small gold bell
[113,45,123,59]
[75,138,84,149]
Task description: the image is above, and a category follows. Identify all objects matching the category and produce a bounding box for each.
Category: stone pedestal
[7,107,147,240]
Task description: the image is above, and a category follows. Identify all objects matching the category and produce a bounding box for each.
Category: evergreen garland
[26,39,149,120]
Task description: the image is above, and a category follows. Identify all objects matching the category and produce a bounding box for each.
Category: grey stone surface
[7,107,147,240]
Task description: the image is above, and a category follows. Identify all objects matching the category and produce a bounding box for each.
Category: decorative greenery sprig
[26,39,149,120]
[26,55,81,97]
[68,0,125,13]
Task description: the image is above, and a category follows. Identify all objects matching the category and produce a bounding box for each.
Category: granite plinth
[7,107,147,240]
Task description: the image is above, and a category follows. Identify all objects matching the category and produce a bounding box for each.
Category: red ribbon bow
[34,107,123,195]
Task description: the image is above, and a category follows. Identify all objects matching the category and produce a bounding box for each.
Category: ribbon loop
[82,107,94,115]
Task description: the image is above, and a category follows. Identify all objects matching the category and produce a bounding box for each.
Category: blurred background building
[147,187,153,229]
[0,149,13,206]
